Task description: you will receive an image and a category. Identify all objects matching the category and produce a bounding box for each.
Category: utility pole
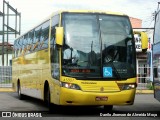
[2,0,5,66]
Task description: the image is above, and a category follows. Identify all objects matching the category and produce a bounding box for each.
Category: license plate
[95,96,108,101]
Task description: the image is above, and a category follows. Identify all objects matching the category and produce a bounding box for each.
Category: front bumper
[59,88,136,105]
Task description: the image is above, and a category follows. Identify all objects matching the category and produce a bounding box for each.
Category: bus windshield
[61,13,136,80]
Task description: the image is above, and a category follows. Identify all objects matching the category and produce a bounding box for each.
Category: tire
[17,82,25,100]
[104,105,113,112]
[44,84,57,113]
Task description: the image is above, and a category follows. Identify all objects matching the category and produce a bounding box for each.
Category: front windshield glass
[62,13,136,80]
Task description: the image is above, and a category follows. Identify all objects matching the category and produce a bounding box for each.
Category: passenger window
[13,40,17,58]
[20,39,23,56]
[16,39,20,56]
[50,15,59,47]
[41,20,50,49]
[34,25,42,51]
[28,29,35,52]
[24,34,28,52]
[21,36,25,54]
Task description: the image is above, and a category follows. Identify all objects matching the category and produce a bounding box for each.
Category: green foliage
[146,82,154,90]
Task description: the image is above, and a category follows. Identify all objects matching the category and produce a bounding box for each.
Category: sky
[0,0,159,42]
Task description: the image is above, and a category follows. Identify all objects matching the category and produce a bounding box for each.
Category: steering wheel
[103,45,118,63]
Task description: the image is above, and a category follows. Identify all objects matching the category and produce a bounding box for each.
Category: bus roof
[54,10,126,16]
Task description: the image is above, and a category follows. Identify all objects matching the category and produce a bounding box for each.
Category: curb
[0,88,14,92]
[136,90,153,94]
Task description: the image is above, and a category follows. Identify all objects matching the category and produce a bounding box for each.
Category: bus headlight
[118,83,137,90]
[60,82,81,90]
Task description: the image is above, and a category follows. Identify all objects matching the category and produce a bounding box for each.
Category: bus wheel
[17,82,25,100]
[44,85,54,112]
[104,105,113,111]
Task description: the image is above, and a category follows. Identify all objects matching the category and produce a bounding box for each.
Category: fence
[137,82,153,90]
[137,66,153,90]
[0,66,12,88]
[137,83,148,90]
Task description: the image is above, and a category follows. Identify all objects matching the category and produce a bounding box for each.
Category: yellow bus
[12,10,148,111]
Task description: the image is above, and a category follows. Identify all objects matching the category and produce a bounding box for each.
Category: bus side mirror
[134,31,148,52]
[56,27,64,46]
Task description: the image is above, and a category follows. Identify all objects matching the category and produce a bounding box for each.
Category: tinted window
[13,40,18,57]
[34,25,42,51]
[50,15,60,80]
[62,13,135,80]
[51,15,59,47]
[28,29,35,52]
[41,20,50,49]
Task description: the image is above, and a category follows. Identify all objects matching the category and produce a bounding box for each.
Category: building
[0,42,13,66]
[130,17,142,28]
[130,16,153,85]
[134,29,153,84]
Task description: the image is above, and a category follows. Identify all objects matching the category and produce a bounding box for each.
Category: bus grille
[81,85,120,92]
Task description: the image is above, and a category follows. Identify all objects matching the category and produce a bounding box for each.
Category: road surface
[0,92,160,120]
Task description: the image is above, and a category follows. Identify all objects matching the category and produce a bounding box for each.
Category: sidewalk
[0,88,154,93]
